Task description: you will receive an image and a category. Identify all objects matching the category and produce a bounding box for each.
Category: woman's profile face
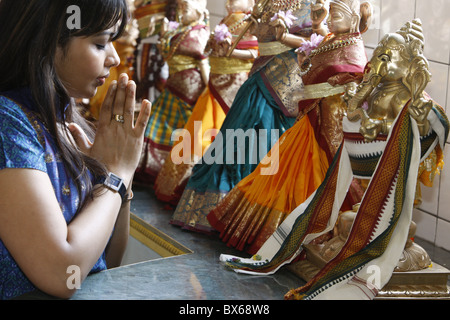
[54,27,120,99]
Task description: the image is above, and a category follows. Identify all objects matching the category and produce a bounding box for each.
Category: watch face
[106,173,123,190]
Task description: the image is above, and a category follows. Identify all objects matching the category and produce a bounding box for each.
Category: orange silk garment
[208,115,329,254]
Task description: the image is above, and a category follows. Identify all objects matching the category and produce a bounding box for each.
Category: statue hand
[343,82,358,103]
[146,16,157,37]
[311,0,328,28]
[409,97,432,135]
[216,38,232,57]
[270,18,288,41]
[160,17,169,37]
[360,118,383,142]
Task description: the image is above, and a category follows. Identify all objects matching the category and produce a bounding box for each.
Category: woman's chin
[90,87,98,98]
[83,87,98,99]
[69,87,98,100]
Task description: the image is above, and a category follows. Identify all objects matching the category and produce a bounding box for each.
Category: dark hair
[0,0,129,211]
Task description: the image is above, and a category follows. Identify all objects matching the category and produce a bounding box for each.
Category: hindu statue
[133,0,177,103]
[207,0,370,255]
[134,0,210,185]
[170,0,315,234]
[219,19,449,301]
[296,204,432,280]
[153,0,258,206]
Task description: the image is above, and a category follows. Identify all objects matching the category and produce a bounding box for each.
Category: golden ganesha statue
[220,18,449,300]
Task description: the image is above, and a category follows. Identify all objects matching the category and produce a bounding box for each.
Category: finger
[123,80,136,130]
[67,123,93,154]
[112,73,129,124]
[134,99,152,137]
[98,81,117,128]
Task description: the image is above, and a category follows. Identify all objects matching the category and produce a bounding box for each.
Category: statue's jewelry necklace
[225,12,251,34]
[261,0,304,23]
[163,21,200,61]
[271,0,303,12]
[299,33,362,76]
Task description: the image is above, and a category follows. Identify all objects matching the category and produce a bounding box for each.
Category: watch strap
[97,172,128,202]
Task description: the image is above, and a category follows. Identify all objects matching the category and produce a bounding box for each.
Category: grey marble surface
[19,186,450,300]
[68,186,305,300]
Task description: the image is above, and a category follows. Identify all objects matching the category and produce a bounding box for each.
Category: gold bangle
[124,190,134,203]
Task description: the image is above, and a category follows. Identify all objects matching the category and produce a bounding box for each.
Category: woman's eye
[96,44,106,50]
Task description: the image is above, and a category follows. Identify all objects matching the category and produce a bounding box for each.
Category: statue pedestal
[376,263,450,300]
[288,246,450,300]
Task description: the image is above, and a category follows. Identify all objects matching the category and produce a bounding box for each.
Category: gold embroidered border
[167,54,199,75]
[258,41,292,56]
[209,56,253,75]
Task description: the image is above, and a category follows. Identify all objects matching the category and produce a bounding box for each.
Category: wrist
[96,172,130,203]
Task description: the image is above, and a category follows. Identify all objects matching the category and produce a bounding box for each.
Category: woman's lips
[96,75,108,86]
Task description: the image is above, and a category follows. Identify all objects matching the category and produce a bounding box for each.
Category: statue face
[226,0,253,13]
[327,3,356,34]
[178,0,203,26]
[369,34,410,82]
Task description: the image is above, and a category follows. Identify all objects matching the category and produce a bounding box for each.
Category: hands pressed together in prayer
[69,73,152,188]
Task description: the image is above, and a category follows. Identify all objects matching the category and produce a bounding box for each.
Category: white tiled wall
[206,0,450,251]
[206,1,227,30]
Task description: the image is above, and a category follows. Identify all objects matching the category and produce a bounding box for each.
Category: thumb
[67,123,93,154]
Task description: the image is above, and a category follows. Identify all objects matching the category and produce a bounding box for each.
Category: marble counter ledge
[18,186,450,300]
[74,186,305,300]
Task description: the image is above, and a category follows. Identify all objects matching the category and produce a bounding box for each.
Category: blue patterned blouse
[0,88,107,300]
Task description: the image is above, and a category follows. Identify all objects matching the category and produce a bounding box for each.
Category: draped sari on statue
[135,22,209,185]
[170,2,314,234]
[153,12,258,205]
[207,32,368,254]
[219,99,449,300]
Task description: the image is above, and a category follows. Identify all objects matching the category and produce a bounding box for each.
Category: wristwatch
[98,172,128,202]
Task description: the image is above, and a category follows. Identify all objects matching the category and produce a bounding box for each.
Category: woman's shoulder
[0,94,47,171]
[0,94,25,114]
[0,94,37,127]
[0,94,43,141]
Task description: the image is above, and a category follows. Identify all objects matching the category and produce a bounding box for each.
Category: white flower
[298,33,324,56]
[270,10,298,28]
[214,24,232,42]
[168,21,180,31]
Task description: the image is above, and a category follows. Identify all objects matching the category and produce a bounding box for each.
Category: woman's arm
[0,169,123,299]
[104,188,132,268]
[0,74,151,299]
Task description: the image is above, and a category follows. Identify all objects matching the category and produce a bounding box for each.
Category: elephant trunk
[347,66,384,121]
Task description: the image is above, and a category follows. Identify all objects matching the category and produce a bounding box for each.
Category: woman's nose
[106,43,120,68]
